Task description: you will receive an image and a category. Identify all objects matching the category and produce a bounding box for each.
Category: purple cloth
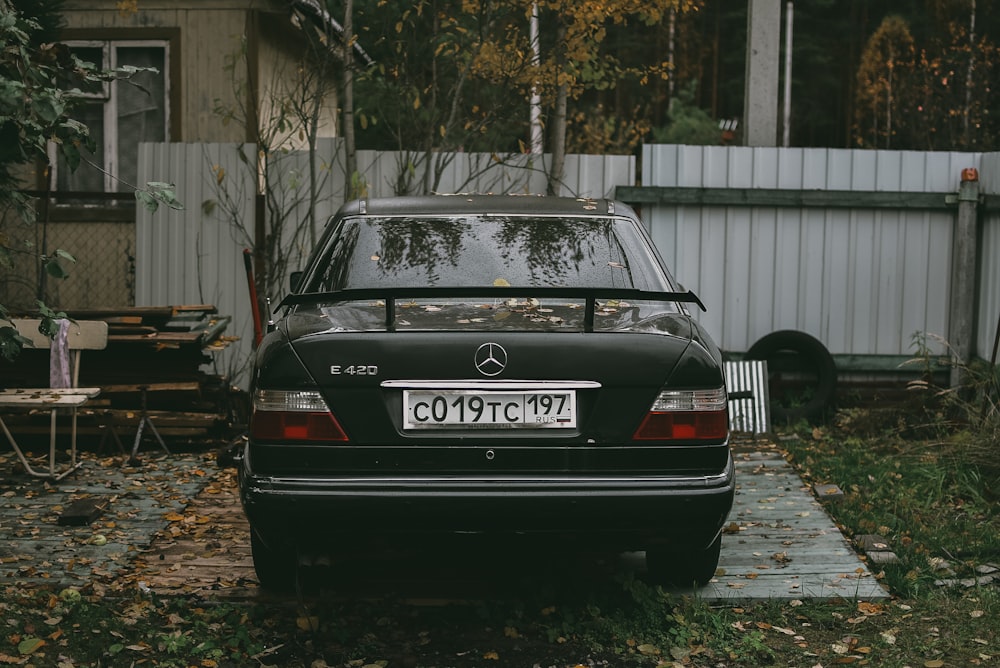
[49,319,72,388]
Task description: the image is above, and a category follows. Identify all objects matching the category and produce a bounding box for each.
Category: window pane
[66,46,107,98]
[56,102,105,194]
[116,47,166,192]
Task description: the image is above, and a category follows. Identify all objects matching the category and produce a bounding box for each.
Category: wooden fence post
[949,168,981,388]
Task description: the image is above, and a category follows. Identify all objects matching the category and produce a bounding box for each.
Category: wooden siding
[60,1,295,142]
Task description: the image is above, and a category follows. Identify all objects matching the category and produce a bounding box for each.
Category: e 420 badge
[330,365,378,376]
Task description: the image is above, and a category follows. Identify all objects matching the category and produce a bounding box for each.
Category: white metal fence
[136,142,999,387]
[637,145,999,361]
[136,142,635,384]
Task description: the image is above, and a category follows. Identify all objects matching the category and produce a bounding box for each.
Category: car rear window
[304,216,670,292]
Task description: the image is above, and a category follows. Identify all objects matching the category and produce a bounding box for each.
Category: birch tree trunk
[546,21,568,196]
[342,0,358,198]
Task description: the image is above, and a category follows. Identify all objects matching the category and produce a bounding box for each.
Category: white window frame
[50,39,171,197]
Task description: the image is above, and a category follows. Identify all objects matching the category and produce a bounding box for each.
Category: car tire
[645,535,722,588]
[744,330,837,425]
[250,530,296,592]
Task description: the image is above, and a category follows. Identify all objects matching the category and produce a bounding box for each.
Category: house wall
[60,0,296,143]
[255,17,341,149]
[4,2,334,316]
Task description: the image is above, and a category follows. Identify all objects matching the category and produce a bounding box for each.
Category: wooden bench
[0,319,108,480]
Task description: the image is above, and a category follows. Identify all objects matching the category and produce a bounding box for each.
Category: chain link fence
[1,216,135,313]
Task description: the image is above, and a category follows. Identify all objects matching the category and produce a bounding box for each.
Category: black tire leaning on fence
[744,330,837,425]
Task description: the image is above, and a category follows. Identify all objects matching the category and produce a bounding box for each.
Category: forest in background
[347,0,999,155]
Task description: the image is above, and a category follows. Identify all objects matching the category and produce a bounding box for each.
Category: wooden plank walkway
[0,439,887,602]
[695,445,887,600]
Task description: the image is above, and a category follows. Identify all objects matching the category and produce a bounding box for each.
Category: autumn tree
[466,0,695,194]
[854,15,916,149]
[350,1,699,194]
[854,2,998,150]
[916,0,997,150]
[352,0,528,193]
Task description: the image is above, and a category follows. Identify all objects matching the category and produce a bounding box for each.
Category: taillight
[250,390,349,442]
[632,387,729,442]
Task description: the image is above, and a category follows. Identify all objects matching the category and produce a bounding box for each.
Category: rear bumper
[239,451,736,554]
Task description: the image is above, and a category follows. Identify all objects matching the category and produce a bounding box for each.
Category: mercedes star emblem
[475,342,507,377]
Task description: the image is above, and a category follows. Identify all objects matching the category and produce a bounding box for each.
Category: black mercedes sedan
[238,195,734,590]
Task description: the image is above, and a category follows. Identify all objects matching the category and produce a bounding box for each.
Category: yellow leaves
[116,0,138,16]
[482,650,499,660]
[296,615,320,632]
[856,600,887,616]
[636,643,660,656]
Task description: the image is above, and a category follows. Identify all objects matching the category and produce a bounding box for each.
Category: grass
[2,387,999,666]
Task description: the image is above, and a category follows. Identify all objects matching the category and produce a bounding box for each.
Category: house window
[54,40,169,202]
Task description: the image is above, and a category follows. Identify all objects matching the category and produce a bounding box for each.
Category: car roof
[334,194,636,219]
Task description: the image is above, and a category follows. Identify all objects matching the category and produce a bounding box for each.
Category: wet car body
[238,195,735,589]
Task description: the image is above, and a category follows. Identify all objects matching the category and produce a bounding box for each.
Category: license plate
[403,390,576,429]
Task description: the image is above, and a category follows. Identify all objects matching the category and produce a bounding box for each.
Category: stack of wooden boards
[0,305,243,446]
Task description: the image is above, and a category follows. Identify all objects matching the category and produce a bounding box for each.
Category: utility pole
[743,0,781,146]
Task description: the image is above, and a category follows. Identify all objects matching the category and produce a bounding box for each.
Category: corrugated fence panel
[347,151,633,200]
[138,144,633,386]
[138,140,997,385]
[137,142,258,383]
[270,137,347,281]
[641,145,981,356]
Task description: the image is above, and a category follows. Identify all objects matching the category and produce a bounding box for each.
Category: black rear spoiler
[278,287,706,333]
